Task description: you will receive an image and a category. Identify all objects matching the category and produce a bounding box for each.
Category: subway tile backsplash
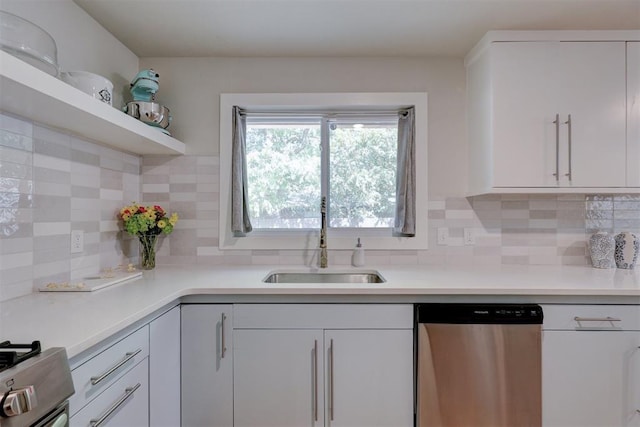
[1,112,639,301]
[0,113,139,301]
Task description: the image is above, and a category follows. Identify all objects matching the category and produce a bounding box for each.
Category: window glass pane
[329,118,397,228]
[246,118,321,228]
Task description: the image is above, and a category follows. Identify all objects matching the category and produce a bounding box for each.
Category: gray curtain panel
[394,107,416,236]
[231,106,253,235]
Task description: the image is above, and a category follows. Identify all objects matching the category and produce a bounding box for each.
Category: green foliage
[330,127,396,227]
[246,126,321,226]
[245,122,396,228]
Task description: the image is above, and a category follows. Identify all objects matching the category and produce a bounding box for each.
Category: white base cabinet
[324,329,414,427]
[70,360,149,427]
[233,304,414,427]
[69,326,149,427]
[181,304,234,427]
[149,306,181,427]
[542,304,640,427]
[234,329,325,426]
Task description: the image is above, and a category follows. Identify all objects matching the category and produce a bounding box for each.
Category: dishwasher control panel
[416,303,544,324]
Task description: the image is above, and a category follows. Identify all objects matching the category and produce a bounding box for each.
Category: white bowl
[61,71,113,105]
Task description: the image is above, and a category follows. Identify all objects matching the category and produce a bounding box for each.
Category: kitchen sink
[263,270,386,284]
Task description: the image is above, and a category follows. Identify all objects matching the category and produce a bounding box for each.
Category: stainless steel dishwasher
[415,303,543,427]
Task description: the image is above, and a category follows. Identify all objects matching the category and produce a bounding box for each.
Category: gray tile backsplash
[1,112,639,301]
[0,113,140,301]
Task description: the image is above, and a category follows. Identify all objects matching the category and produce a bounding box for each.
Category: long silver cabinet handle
[90,349,142,385]
[329,338,334,421]
[313,340,318,422]
[553,113,560,181]
[221,313,227,359]
[574,316,622,322]
[89,383,141,427]
[564,114,572,181]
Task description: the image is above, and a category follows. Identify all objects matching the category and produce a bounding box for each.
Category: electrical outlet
[464,228,475,245]
[71,230,84,253]
[437,227,449,245]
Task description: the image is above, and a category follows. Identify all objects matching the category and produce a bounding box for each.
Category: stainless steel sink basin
[263,270,386,284]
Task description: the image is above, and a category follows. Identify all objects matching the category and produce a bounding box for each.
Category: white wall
[139,56,467,197]
[1,0,139,108]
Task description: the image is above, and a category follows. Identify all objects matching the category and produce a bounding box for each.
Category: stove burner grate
[0,341,41,372]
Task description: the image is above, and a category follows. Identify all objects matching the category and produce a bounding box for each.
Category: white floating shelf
[0,51,185,155]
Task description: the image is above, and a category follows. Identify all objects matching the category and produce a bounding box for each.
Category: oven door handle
[31,401,70,427]
[50,412,68,427]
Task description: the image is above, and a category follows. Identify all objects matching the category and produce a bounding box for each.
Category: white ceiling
[73,0,640,58]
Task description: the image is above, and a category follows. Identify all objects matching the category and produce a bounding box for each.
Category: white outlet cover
[437,227,448,245]
[464,228,475,245]
[71,230,84,253]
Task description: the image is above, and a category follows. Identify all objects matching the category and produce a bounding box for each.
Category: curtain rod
[238,108,409,117]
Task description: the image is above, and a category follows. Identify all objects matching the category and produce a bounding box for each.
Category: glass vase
[139,233,158,270]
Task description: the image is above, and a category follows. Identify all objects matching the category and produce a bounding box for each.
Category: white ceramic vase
[614,231,639,269]
[589,231,616,269]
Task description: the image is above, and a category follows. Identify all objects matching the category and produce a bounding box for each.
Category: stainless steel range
[0,341,74,427]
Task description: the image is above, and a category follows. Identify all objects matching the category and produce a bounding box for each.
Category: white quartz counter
[1,264,639,358]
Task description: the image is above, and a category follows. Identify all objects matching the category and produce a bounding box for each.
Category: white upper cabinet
[467,32,640,195]
[628,42,640,187]
[0,51,185,155]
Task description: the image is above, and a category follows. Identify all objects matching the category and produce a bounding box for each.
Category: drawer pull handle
[574,316,622,325]
[313,339,318,422]
[89,383,141,427]
[552,114,560,181]
[90,349,142,385]
[221,313,227,359]
[329,338,334,421]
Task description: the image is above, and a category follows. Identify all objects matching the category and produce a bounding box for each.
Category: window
[245,114,398,230]
[219,93,428,251]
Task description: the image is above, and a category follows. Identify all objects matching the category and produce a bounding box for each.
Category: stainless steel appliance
[415,303,543,427]
[0,341,74,427]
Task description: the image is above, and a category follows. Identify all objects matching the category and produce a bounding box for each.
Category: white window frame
[219,92,428,251]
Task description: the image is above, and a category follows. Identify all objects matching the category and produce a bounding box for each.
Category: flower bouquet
[119,203,178,269]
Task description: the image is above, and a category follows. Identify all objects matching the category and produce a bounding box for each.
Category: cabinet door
[491,41,626,188]
[491,41,559,187]
[149,306,180,427]
[70,359,149,427]
[181,304,233,427]
[555,42,626,187]
[543,330,640,427]
[234,329,325,427]
[325,329,414,427]
[628,41,640,187]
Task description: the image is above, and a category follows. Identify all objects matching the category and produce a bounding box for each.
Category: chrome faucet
[320,196,328,268]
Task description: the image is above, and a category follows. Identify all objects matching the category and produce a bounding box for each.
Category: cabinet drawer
[69,326,149,415]
[70,358,149,427]
[234,304,413,329]
[542,304,640,331]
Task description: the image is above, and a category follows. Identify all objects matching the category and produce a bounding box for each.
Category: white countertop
[1,264,639,358]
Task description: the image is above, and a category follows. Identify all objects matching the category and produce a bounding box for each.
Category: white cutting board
[38,271,142,292]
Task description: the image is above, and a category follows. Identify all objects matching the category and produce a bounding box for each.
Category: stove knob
[1,386,38,417]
